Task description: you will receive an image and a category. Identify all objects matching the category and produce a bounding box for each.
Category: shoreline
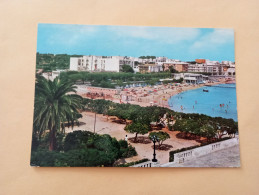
[77,79,232,109]
[116,80,228,108]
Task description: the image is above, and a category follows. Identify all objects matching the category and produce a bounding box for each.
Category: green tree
[162,64,165,71]
[169,66,179,73]
[200,124,216,142]
[124,122,149,142]
[121,65,134,73]
[116,80,124,87]
[79,72,89,84]
[33,75,83,151]
[149,131,170,148]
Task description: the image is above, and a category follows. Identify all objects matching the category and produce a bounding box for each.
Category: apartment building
[70,55,135,72]
[188,59,226,76]
[138,64,163,73]
[163,62,189,72]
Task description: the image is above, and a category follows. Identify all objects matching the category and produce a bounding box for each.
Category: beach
[77,79,228,109]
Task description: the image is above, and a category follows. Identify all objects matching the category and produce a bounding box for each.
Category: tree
[200,124,216,142]
[121,65,134,73]
[139,56,156,59]
[149,131,170,148]
[169,66,179,73]
[162,64,165,71]
[148,107,168,124]
[124,122,149,142]
[79,72,89,84]
[33,75,83,151]
[148,78,159,85]
[116,80,124,87]
[31,130,137,167]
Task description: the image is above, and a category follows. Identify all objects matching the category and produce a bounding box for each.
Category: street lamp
[150,135,159,162]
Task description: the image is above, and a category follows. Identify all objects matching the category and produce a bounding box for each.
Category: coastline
[77,80,229,109]
[117,80,227,108]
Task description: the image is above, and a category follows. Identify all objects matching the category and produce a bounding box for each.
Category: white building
[173,73,208,84]
[188,63,206,73]
[70,55,135,72]
[225,67,236,77]
[188,60,225,76]
[42,70,65,81]
[148,64,163,72]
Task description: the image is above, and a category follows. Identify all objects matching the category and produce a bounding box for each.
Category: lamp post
[150,135,159,162]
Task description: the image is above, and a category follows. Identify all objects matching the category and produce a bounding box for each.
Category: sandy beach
[78,79,228,109]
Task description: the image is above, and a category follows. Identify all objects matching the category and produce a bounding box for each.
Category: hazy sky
[37,23,235,62]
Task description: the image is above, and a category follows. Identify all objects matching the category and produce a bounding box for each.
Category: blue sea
[168,83,238,121]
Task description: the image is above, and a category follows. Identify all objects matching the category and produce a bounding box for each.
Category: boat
[203,89,209,92]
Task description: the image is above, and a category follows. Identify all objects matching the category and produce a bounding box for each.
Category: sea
[168,83,238,121]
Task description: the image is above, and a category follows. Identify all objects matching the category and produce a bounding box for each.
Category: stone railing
[131,161,160,167]
[161,137,239,167]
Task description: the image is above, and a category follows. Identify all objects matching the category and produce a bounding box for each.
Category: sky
[37,23,235,62]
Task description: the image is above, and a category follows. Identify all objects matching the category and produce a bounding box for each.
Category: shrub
[31,147,120,167]
[32,131,123,167]
[30,149,62,167]
[118,140,128,148]
[64,130,96,151]
[118,139,137,158]
[116,158,149,167]
[120,145,137,158]
[31,134,39,151]
[167,124,173,131]
[32,131,138,167]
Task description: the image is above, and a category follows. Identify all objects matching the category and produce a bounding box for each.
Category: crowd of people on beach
[75,77,235,118]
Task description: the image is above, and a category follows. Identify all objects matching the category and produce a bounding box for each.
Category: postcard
[31,24,240,167]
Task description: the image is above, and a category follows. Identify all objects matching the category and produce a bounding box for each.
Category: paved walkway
[167,145,240,167]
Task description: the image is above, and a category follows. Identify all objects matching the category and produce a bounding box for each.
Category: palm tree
[33,75,83,151]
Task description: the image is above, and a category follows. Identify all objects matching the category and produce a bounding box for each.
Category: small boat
[203,89,209,92]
